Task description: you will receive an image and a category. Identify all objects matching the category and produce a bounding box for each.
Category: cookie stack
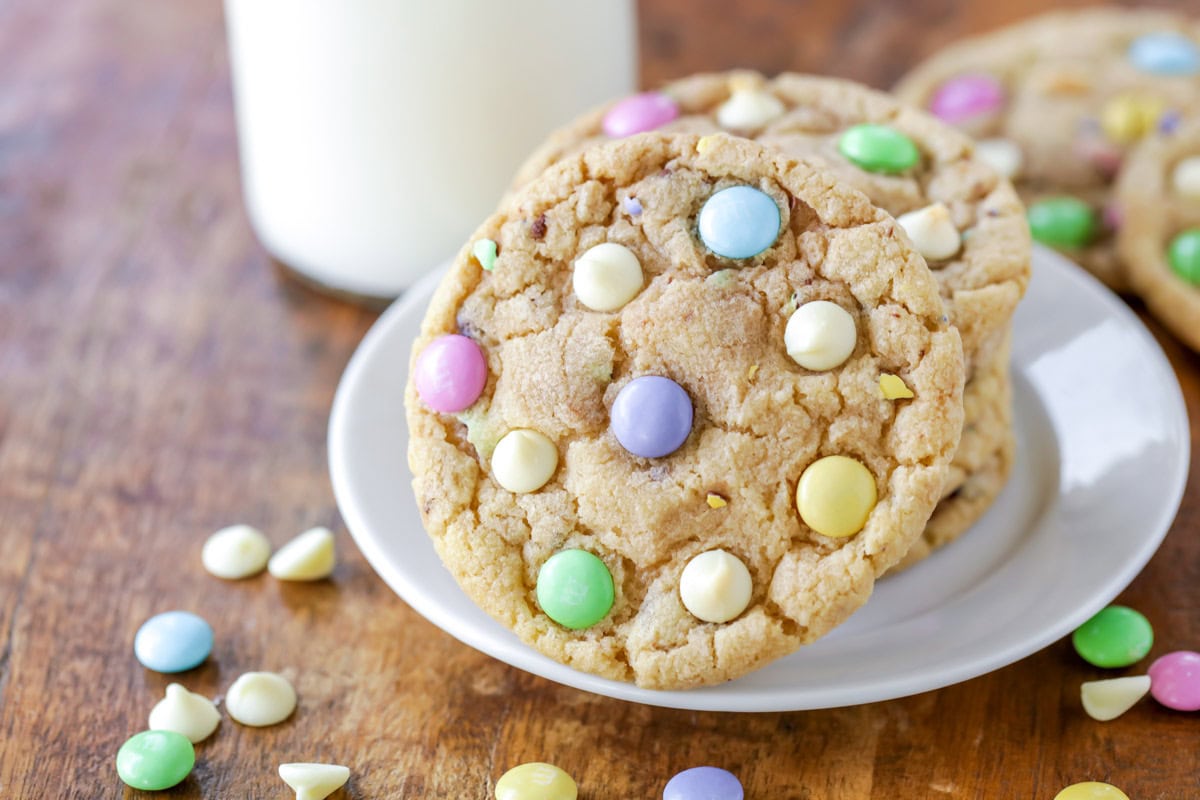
[896,7,1200,352]
[405,73,1032,689]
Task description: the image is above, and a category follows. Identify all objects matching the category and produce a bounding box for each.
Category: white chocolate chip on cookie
[784,301,857,371]
[679,550,753,623]
[898,203,961,261]
[491,429,558,493]
[572,243,643,312]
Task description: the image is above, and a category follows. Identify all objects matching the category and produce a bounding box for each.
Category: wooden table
[3,1,1198,796]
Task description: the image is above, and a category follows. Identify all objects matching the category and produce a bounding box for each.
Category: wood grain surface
[2,0,1198,797]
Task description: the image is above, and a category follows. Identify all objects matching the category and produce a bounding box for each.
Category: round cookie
[1117,117,1200,352]
[407,133,965,689]
[514,71,1031,378]
[895,8,1200,291]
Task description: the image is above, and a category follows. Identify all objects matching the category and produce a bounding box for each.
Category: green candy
[1167,228,1200,285]
[1027,197,1096,249]
[1072,605,1153,668]
[536,549,614,630]
[473,238,498,272]
[838,124,920,174]
[116,730,195,791]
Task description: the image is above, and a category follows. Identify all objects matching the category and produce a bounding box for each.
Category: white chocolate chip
[974,138,1023,180]
[717,89,785,131]
[225,671,297,727]
[784,300,856,371]
[279,763,351,800]
[572,243,643,311]
[897,203,961,261]
[1171,156,1200,200]
[679,550,753,623]
[268,527,335,581]
[202,524,271,579]
[148,683,221,743]
[491,429,558,493]
[1081,675,1151,721]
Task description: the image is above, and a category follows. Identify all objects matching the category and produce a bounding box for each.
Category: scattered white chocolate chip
[1171,156,1200,200]
[784,300,857,371]
[717,88,785,131]
[268,527,336,581]
[225,671,297,727]
[897,203,961,261]
[279,763,351,800]
[491,429,558,493]
[572,242,643,311]
[202,524,272,579]
[148,683,221,744]
[974,137,1023,180]
[679,550,753,623]
[879,373,915,400]
[1081,675,1151,721]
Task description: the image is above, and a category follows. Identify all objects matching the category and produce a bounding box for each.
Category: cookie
[406,133,965,689]
[895,8,1200,290]
[515,71,1030,378]
[1117,117,1200,352]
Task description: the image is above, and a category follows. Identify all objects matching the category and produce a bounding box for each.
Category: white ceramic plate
[329,245,1189,712]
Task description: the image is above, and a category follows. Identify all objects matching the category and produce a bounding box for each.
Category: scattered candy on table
[268,526,336,581]
[202,523,272,579]
[1167,229,1200,285]
[784,300,857,371]
[878,374,914,400]
[679,550,753,624]
[116,730,195,791]
[495,762,578,800]
[225,670,298,727]
[602,91,679,138]
[491,429,559,493]
[1170,156,1200,199]
[536,549,614,630]
[974,138,1023,180]
[1147,650,1200,711]
[717,84,784,131]
[279,762,352,800]
[1127,31,1200,75]
[663,766,744,800]
[796,455,877,538]
[572,242,644,311]
[1071,605,1154,668]
[611,375,694,459]
[1080,675,1151,722]
[134,610,214,673]
[1027,197,1097,249]
[837,124,920,174]
[473,238,499,272]
[414,333,488,413]
[928,74,1005,124]
[1053,781,1130,800]
[697,185,781,259]
[897,202,961,261]
[148,683,221,743]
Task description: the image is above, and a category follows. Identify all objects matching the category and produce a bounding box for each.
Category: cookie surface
[1117,117,1200,352]
[895,8,1200,290]
[407,133,964,689]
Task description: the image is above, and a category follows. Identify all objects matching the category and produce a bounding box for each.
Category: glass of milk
[224,1,637,303]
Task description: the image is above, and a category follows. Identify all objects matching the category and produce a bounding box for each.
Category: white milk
[224,1,637,300]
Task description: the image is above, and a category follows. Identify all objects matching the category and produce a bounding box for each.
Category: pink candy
[1149,651,1200,711]
[929,74,1004,124]
[602,92,679,138]
[414,334,487,413]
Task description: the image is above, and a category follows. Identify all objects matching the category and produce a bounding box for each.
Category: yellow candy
[795,455,876,538]
[1101,94,1164,144]
[1053,782,1129,800]
[879,373,914,400]
[696,134,721,154]
[706,493,727,509]
[495,763,577,800]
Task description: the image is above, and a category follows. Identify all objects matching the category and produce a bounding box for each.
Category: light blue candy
[1128,32,1200,75]
[698,186,780,259]
[134,611,213,673]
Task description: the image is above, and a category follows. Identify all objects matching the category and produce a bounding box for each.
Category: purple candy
[414,334,487,413]
[663,766,744,800]
[602,92,679,138]
[1149,650,1200,711]
[929,74,1004,124]
[611,376,693,459]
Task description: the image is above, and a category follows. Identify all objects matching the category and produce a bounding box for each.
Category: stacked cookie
[896,7,1200,353]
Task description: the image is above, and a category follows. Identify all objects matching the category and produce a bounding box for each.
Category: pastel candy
[279,763,352,800]
[975,138,1023,179]
[536,550,614,630]
[491,429,559,493]
[897,203,961,261]
[796,455,876,538]
[784,301,857,371]
[1148,650,1200,711]
[1071,605,1153,668]
[698,186,780,259]
[679,550,753,623]
[148,683,221,743]
[1080,675,1151,722]
[1167,228,1200,285]
[202,523,271,579]
[1128,32,1200,75]
[1100,93,1164,144]
[495,762,578,800]
[134,611,214,673]
[1054,783,1130,800]
[225,671,298,727]
[611,376,693,458]
[414,334,487,413]
[116,730,195,791]
[573,242,644,311]
[838,124,920,174]
[1170,156,1200,199]
[602,91,679,138]
[1027,197,1096,249]
[928,74,1004,123]
[663,766,744,800]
